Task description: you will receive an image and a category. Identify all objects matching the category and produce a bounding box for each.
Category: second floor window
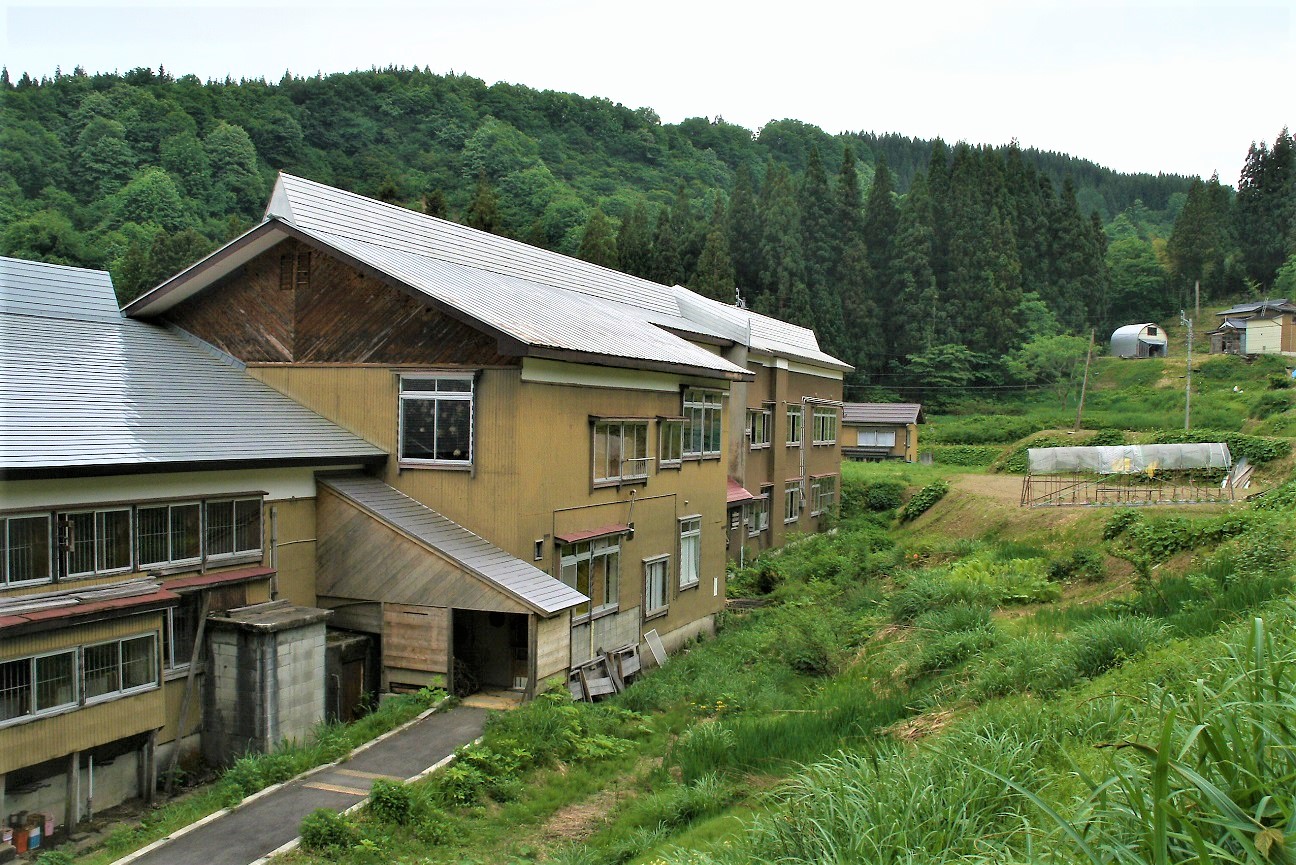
[137,503,201,568]
[682,389,722,458]
[786,407,803,446]
[2,514,51,586]
[61,508,132,578]
[206,498,262,559]
[748,408,772,449]
[659,419,684,468]
[400,374,474,466]
[813,407,839,445]
[593,421,649,484]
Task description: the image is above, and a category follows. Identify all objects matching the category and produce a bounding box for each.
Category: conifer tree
[1167,174,1236,300]
[670,183,702,282]
[757,162,811,327]
[576,205,619,269]
[465,173,502,235]
[1047,179,1104,332]
[1236,129,1295,287]
[422,189,448,218]
[891,172,939,362]
[616,199,653,278]
[799,146,846,357]
[861,152,900,359]
[649,204,684,285]
[728,164,762,299]
[692,197,737,302]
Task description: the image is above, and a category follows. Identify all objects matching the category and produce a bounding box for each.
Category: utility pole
[1074,328,1095,433]
[1180,309,1193,431]
[1194,280,1200,323]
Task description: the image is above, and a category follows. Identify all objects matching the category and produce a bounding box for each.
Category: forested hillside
[2,65,1293,391]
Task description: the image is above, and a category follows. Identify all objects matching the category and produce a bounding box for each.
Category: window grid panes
[644,557,669,616]
[785,482,801,523]
[34,652,76,712]
[206,498,261,559]
[560,538,620,619]
[83,642,120,700]
[659,420,684,468]
[748,409,772,449]
[811,475,838,516]
[813,408,839,445]
[593,422,649,484]
[0,659,31,722]
[3,514,51,586]
[856,428,897,447]
[786,407,803,446]
[63,509,132,578]
[138,502,201,567]
[400,375,474,465]
[679,518,701,587]
[682,390,722,457]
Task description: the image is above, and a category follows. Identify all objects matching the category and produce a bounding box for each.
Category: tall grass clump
[1064,615,1168,679]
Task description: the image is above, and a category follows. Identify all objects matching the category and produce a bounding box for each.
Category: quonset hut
[1110,323,1168,358]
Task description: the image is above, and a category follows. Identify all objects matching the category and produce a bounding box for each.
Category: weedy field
[270,453,1296,865]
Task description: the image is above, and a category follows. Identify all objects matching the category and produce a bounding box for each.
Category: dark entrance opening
[451,609,528,696]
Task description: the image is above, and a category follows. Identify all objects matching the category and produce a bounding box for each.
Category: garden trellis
[1021,443,1237,507]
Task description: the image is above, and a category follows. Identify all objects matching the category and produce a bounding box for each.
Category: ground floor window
[811,475,838,516]
[0,648,79,723]
[643,556,669,617]
[679,517,701,588]
[856,428,897,447]
[84,635,157,703]
[560,537,620,619]
[785,481,801,523]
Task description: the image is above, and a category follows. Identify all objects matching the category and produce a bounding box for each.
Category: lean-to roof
[842,402,925,425]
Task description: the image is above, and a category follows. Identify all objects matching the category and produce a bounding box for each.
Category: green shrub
[1269,373,1294,389]
[1066,616,1167,679]
[972,635,1078,699]
[1102,508,1143,540]
[34,853,75,865]
[1047,547,1106,583]
[863,480,906,511]
[367,778,414,825]
[928,444,1003,466]
[300,808,358,852]
[927,414,1039,444]
[913,627,998,676]
[899,480,948,522]
[1249,390,1294,418]
[1252,478,1296,511]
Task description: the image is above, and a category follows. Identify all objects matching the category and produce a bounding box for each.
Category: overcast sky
[3,0,1292,183]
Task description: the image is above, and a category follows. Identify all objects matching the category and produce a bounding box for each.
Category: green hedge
[926,415,1041,444]
[928,445,1004,466]
[899,480,949,522]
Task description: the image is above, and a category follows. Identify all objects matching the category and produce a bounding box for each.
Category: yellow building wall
[0,613,166,774]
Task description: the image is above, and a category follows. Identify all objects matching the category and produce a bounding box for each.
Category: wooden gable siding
[166,239,516,367]
[167,245,295,361]
[316,485,529,614]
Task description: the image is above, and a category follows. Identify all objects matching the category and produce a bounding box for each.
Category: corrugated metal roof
[318,474,587,616]
[1216,299,1295,317]
[1,256,387,474]
[842,402,925,425]
[127,174,849,376]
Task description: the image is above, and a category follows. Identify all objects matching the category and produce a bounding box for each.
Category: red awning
[163,565,275,591]
[0,587,179,635]
[726,479,756,504]
[555,524,630,545]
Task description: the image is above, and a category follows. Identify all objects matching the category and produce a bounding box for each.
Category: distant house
[1110,323,1168,358]
[1208,299,1296,356]
[841,403,924,462]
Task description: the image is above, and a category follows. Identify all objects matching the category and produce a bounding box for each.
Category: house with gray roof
[842,402,925,462]
[1208,298,1296,356]
[123,173,849,704]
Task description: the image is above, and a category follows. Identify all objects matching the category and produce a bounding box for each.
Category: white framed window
[61,508,132,578]
[810,475,838,516]
[659,418,684,468]
[593,421,649,484]
[399,373,474,466]
[137,502,201,568]
[2,514,51,587]
[812,407,839,445]
[679,517,701,588]
[83,634,157,704]
[560,537,620,619]
[643,556,669,617]
[784,481,801,524]
[747,408,772,449]
[0,649,78,725]
[786,406,803,447]
[856,428,897,447]
[682,389,723,458]
[205,498,262,560]
[746,495,769,536]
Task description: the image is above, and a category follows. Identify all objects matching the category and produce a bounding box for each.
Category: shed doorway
[451,609,529,696]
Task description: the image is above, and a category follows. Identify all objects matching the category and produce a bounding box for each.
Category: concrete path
[118,705,489,865]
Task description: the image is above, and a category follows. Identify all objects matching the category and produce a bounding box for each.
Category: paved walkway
[119,705,489,865]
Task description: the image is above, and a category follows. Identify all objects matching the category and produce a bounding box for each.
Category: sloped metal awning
[726,479,756,505]
[316,474,587,617]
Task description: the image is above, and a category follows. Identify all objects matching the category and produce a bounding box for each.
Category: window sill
[573,604,621,625]
[750,444,771,451]
[678,580,700,593]
[84,683,160,707]
[681,454,723,463]
[593,477,648,490]
[784,518,799,524]
[811,442,837,447]
[399,460,472,471]
[657,462,682,472]
[164,665,197,682]
[205,552,264,567]
[642,607,669,623]
[786,442,802,448]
